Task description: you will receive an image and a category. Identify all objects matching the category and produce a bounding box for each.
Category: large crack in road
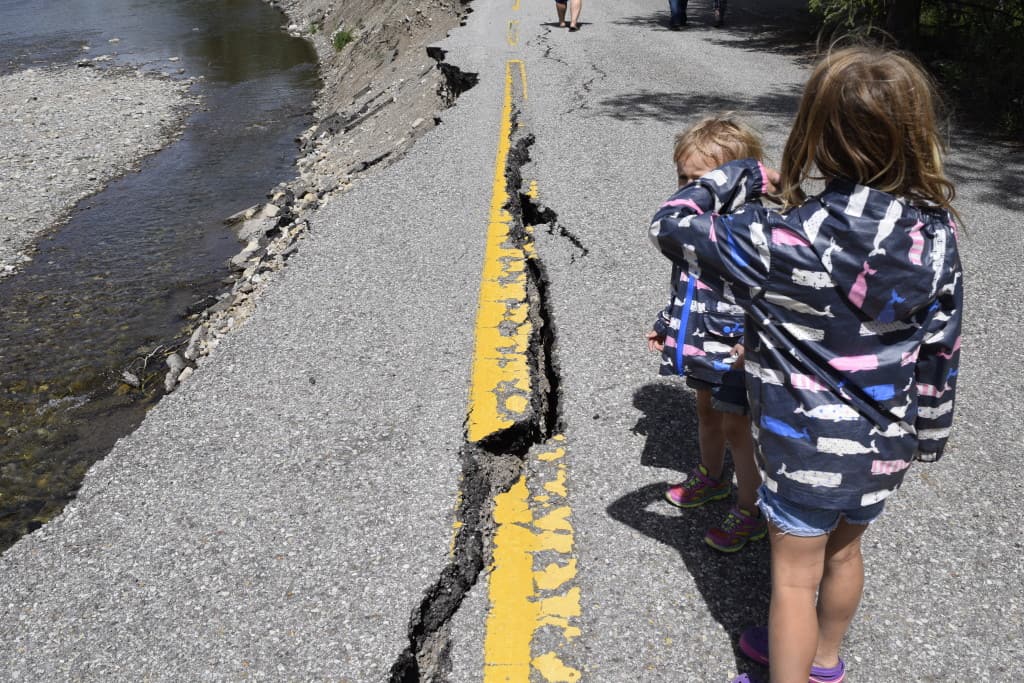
[389,121,577,682]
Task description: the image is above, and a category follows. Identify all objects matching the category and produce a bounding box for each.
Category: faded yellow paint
[543,465,569,497]
[532,651,582,682]
[507,19,520,46]
[538,615,582,641]
[534,507,573,532]
[538,447,566,462]
[467,60,532,444]
[534,559,577,591]
[505,394,530,414]
[484,436,580,682]
[538,587,581,619]
[484,477,537,682]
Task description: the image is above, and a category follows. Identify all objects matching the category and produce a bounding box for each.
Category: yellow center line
[466,37,582,679]
[507,19,520,47]
[484,438,581,682]
[466,60,531,444]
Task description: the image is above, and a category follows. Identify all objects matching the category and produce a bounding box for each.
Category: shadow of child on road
[610,381,770,678]
[629,380,700,471]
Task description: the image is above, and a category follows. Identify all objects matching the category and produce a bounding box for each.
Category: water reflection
[0,0,319,551]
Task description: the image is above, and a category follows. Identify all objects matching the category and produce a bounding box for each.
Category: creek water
[0,0,318,551]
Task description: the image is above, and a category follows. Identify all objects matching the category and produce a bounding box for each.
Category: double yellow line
[466,58,532,445]
[465,11,582,679]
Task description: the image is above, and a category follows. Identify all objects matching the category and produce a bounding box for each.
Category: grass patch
[333,29,354,51]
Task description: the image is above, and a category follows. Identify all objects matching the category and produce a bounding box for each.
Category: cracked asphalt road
[1,0,1021,681]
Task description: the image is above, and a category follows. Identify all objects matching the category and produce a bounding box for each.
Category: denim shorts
[756,484,886,537]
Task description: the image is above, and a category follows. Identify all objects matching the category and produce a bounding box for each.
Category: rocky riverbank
[0,0,477,391]
[0,66,195,276]
[161,0,476,392]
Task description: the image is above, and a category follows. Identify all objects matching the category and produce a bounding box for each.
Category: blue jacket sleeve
[649,158,771,308]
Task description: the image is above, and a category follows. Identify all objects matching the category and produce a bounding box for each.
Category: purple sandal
[739,626,846,682]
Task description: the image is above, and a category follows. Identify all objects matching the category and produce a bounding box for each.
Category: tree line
[810,0,1024,134]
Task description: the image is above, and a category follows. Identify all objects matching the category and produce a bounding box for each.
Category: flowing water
[0,0,319,551]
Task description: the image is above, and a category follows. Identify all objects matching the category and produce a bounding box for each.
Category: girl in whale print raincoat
[649,46,962,683]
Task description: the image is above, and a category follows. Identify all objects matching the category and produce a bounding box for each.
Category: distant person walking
[555,0,582,31]
[713,0,726,26]
[649,45,963,683]
[667,0,688,28]
[667,0,725,29]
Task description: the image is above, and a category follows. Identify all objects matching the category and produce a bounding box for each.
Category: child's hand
[730,343,745,370]
[762,166,781,195]
[646,330,666,352]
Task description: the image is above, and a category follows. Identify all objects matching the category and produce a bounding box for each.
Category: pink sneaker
[704,505,767,553]
[665,464,731,508]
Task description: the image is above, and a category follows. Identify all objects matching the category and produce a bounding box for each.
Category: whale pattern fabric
[650,159,963,510]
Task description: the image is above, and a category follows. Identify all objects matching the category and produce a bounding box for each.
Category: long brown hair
[780,45,958,221]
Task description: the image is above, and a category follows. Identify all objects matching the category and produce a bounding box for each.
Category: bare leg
[767,526,827,683]
[569,0,582,28]
[555,1,567,26]
[816,519,868,668]
[723,412,758,510]
[767,520,868,681]
[695,389,726,479]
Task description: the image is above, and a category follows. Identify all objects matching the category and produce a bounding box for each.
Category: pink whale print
[871,459,912,475]
[917,382,951,398]
[901,348,920,366]
[907,221,924,265]
[848,261,878,308]
[790,373,828,391]
[936,335,962,360]
[772,229,812,247]
[828,354,879,372]
[683,344,706,357]
[662,198,704,213]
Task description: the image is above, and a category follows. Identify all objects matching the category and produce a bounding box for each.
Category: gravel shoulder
[0,66,194,276]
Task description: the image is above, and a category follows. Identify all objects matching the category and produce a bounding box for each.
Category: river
[0,0,318,552]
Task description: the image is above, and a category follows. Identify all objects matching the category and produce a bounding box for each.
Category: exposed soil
[269,0,473,196]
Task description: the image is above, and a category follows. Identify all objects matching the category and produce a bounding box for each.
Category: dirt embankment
[269,0,473,193]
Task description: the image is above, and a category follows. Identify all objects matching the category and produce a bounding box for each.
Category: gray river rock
[0,66,193,275]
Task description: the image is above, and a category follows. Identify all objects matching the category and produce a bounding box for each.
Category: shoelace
[721,510,749,531]
[680,473,708,492]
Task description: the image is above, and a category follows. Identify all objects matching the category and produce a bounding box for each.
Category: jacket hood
[800,179,957,323]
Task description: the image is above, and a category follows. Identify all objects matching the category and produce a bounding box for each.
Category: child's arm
[913,262,964,462]
[649,159,774,307]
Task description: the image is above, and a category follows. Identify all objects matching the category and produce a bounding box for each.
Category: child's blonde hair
[780,45,957,217]
[674,113,764,166]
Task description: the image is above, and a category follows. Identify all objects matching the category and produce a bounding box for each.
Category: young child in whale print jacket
[649,46,963,683]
